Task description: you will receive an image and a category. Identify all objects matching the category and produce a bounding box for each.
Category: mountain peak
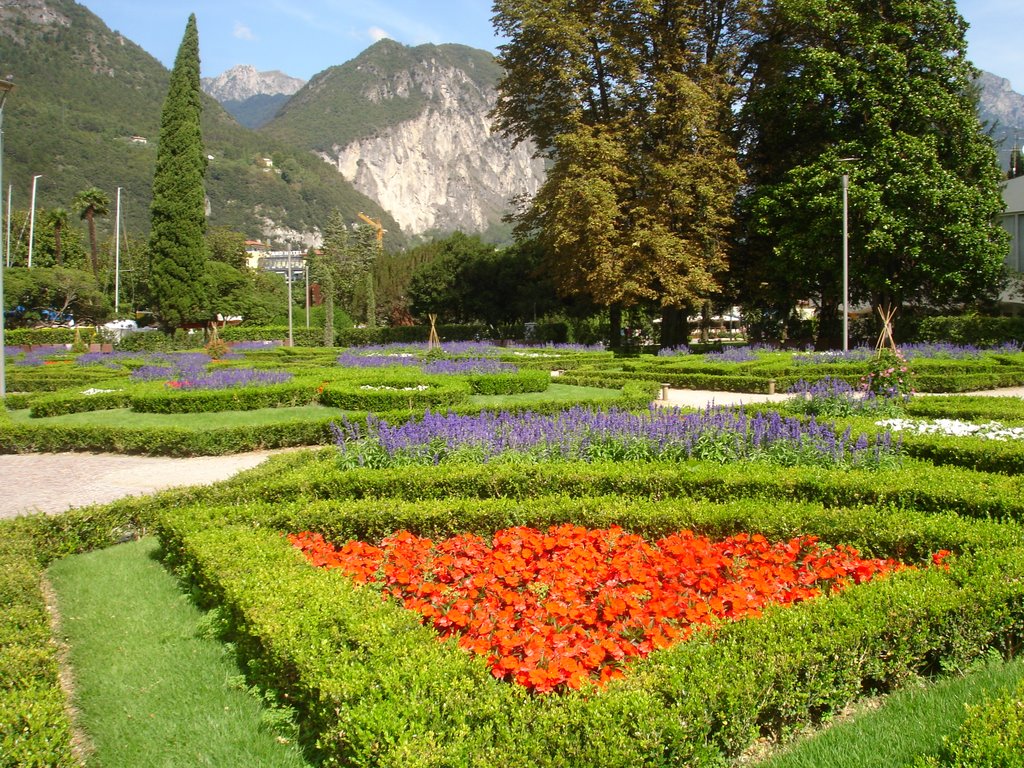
[201,64,305,102]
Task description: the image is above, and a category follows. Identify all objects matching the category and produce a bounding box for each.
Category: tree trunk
[86,210,99,277]
[54,224,63,266]
[815,297,842,350]
[659,305,689,349]
[609,303,623,350]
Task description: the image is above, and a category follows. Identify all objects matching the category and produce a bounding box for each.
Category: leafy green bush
[917,316,1024,346]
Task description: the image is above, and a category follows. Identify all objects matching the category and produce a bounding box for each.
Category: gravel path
[0,450,289,519]
[3,385,1022,520]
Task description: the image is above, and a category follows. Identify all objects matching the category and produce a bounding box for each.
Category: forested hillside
[0,0,401,247]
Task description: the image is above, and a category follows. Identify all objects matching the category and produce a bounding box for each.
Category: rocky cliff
[201,65,306,128]
[202,64,305,101]
[263,41,545,239]
[976,70,1024,172]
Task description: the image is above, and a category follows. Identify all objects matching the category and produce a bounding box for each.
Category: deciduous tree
[493,0,747,347]
[737,0,1008,346]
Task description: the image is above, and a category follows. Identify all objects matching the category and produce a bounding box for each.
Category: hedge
[155,490,1024,767]
[237,454,1024,523]
[917,316,1024,346]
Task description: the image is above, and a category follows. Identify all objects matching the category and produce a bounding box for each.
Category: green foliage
[73,186,110,278]
[148,14,208,330]
[738,0,1009,346]
[406,233,559,326]
[864,349,918,398]
[929,678,1024,767]
[493,0,744,323]
[2,266,112,327]
[153,481,1024,768]
[916,316,1024,346]
[205,227,248,270]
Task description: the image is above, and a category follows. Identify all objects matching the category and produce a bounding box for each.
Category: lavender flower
[658,345,691,357]
[421,358,518,375]
[337,353,419,368]
[330,405,898,470]
[166,367,293,390]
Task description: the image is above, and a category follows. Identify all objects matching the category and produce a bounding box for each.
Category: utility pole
[0,76,15,398]
[27,174,41,268]
[114,187,122,313]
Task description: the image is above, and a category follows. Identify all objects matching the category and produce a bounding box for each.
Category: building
[999,176,1024,313]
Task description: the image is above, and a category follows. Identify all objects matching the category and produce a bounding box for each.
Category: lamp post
[286,253,294,347]
[838,157,859,353]
[304,254,310,329]
[114,187,121,314]
[0,76,15,399]
[5,185,11,267]
[27,174,41,268]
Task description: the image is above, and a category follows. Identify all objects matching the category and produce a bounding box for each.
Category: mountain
[260,40,546,239]
[201,65,305,129]
[0,0,400,249]
[975,71,1024,173]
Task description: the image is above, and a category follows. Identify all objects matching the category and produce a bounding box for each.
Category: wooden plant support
[875,305,898,353]
[427,314,441,351]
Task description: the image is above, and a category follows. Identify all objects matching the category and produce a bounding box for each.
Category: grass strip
[46,537,312,768]
[759,656,1024,768]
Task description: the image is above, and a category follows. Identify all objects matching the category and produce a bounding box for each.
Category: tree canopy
[148,14,208,330]
[736,0,1008,346]
[493,0,748,346]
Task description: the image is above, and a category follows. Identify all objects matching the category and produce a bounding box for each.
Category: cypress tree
[148,14,207,330]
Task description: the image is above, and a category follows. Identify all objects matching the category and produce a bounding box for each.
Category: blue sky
[84,0,1023,90]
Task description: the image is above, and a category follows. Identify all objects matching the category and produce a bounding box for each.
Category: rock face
[976,71,1024,172]
[202,65,306,128]
[266,41,546,238]
[321,56,543,235]
[201,64,305,102]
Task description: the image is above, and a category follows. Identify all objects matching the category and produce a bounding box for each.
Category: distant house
[129,135,148,144]
[244,239,268,271]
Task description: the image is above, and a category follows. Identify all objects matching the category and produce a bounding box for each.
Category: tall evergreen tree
[148,14,207,331]
[737,0,1008,346]
[493,0,747,347]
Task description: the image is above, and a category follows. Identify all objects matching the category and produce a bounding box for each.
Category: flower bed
[291,525,908,693]
[331,405,900,469]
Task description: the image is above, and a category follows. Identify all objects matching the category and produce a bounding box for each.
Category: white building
[999,176,1024,313]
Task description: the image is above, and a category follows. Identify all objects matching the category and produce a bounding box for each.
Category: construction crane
[356,212,384,250]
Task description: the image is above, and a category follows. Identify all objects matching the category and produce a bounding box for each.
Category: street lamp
[27,173,41,268]
[0,76,15,399]
[838,157,859,352]
[286,253,294,347]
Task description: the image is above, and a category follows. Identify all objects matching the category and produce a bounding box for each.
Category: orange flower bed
[290,525,909,694]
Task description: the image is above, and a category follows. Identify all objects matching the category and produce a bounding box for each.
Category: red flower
[289,526,919,694]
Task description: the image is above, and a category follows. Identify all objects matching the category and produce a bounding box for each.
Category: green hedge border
[156,478,1024,767]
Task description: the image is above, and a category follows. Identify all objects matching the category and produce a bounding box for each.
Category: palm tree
[73,187,110,277]
[46,207,70,266]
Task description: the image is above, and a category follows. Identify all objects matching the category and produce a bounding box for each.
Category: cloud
[233,22,257,41]
[368,26,392,42]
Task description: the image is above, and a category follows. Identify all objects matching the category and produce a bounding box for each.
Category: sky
[83,0,1023,90]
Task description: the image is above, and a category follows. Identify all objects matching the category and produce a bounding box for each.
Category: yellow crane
[356,212,384,250]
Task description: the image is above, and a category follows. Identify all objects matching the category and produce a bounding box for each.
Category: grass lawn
[469,382,625,406]
[8,405,353,430]
[759,655,1024,768]
[46,538,312,768]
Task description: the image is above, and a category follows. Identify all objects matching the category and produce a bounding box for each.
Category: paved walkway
[2,386,1022,520]
[0,450,287,519]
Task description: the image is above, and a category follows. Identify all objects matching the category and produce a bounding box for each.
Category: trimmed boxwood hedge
[154,485,1024,768]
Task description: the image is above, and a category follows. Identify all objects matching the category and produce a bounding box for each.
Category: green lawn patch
[46,537,312,768]
[8,404,353,430]
[469,382,625,406]
[759,656,1024,768]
